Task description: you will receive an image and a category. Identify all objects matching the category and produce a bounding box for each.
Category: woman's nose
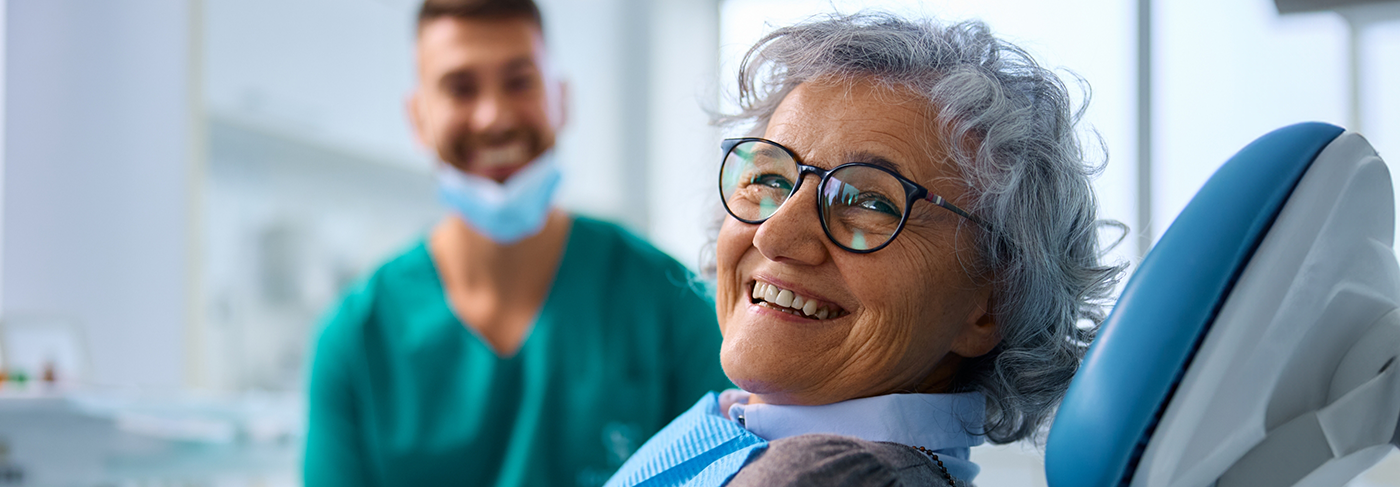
[752,178,830,266]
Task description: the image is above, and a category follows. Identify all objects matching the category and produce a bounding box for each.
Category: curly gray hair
[715,12,1125,444]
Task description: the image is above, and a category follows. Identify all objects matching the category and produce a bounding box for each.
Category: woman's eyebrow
[846,151,905,173]
[752,145,787,160]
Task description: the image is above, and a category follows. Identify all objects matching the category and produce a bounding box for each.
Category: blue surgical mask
[436,152,562,244]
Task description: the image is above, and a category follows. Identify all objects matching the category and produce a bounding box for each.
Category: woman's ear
[951,287,1000,358]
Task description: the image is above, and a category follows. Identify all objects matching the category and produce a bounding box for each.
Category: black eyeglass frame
[719,137,987,254]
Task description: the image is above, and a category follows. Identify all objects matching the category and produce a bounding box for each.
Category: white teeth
[478,143,528,168]
[751,281,840,319]
[774,290,794,308]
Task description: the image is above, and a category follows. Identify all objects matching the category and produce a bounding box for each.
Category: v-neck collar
[425,220,579,360]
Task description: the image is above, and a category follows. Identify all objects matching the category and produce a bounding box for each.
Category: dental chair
[1045,122,1400,486]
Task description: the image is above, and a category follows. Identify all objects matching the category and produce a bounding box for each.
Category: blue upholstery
[1044,122,1346,487]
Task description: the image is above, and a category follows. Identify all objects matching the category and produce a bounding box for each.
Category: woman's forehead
[765,79,951,180]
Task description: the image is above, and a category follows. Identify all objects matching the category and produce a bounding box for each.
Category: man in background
[303,1,731,485]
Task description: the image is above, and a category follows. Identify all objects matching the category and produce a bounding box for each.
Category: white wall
[539,0,658,233]
[201,0,716,240]
[645,0,724,270]
[203,0,422,171]
[199,118,442,390]
[0,0,6,316]
[1366,20,1400,161]
[1151,0,1400,257]
[2,0,196,388]
[1152,0,1350,241]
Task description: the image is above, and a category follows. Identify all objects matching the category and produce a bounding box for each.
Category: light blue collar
[721,389,986,482]
[603,392,767,487]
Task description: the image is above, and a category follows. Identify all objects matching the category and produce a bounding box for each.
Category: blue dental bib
[604,393,768,487]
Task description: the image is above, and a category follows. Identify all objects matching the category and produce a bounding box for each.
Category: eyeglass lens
[720,139,909,251]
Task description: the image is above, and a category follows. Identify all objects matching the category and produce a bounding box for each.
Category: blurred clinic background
[0,0,1398,485]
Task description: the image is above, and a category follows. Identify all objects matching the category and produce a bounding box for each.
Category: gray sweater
[727,434,970,487]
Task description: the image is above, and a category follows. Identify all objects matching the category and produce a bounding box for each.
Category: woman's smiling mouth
[749,281,848,320]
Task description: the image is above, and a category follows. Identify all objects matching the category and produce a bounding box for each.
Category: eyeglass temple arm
[924,194,992,230]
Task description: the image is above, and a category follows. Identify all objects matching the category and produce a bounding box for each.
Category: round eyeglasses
[718,137,985,253]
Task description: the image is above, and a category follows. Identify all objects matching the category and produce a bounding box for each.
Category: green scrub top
[305,216,732,487]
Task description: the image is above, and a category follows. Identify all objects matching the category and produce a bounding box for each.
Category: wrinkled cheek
[839,315,911,377]
[714,218,754,333]
[716,218,752,269]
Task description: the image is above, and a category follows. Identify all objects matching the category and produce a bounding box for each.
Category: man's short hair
[417,0,543,33]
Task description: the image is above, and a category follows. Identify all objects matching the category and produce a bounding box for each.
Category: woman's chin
[718,368,820,405]
[718,354,788,398]
[725,375,776,395]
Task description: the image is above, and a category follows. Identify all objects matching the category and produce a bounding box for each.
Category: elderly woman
[605,13,1121,487]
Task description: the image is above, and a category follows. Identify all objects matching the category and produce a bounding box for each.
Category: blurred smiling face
[410,16,565,183]
[715,78,1001,406]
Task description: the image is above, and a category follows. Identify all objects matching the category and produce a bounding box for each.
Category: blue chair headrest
[1045,122,1346,487]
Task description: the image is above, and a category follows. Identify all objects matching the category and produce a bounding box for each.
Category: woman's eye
[854,194,900,216]
[749,173,794,191]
